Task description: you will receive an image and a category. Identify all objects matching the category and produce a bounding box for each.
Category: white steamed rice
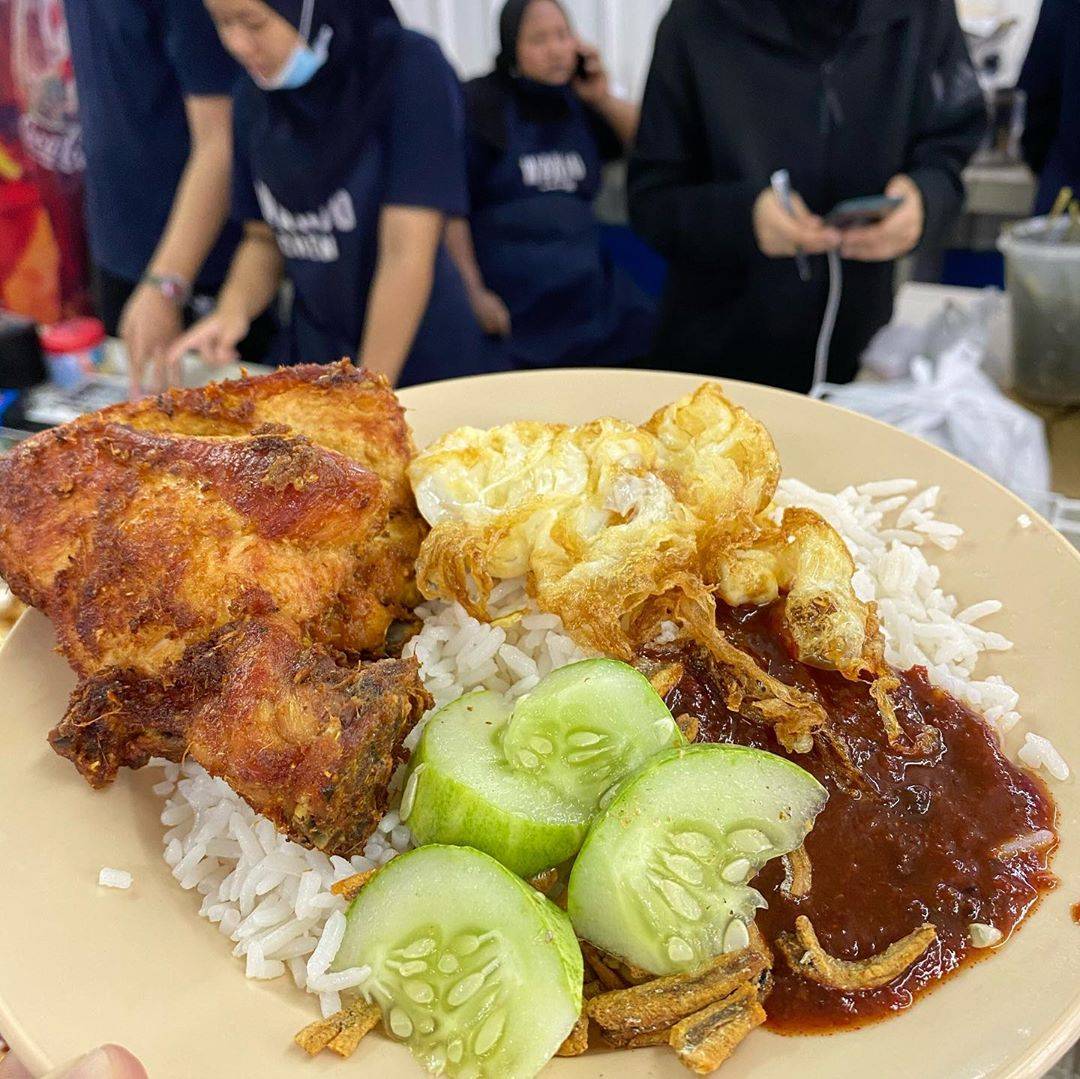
[144,478,1068,1015]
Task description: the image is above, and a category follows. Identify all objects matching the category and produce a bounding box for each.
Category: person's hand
[469,287,511,337]
[162,308,250,391]
[0,1044,146,1078]
[753,188,841,258]
[840,174,924,262]
[571,41,610,107]
[119,283,184,398]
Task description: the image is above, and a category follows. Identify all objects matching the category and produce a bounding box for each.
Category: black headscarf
[773,0,859,61]
[467,0,577,152]
[236,0,403,200]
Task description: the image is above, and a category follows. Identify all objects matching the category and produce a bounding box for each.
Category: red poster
[0,0,89,323]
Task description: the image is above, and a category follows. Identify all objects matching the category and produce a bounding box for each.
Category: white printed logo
[254,182,356,262]
[518,151,586,193]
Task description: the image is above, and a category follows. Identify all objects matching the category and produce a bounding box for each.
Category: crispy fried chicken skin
[51,620,430,854]
[0,362,430,855]
[0,422,392,672]
[0,362,423,669]
[94,360,424,626]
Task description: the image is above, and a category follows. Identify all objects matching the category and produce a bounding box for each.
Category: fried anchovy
[780,844,812,899]
[777,915,937,991]
[294,999,381,1058]
[669,982,767,1075]
[586,948,768,1045]
[556,1007,590,1057]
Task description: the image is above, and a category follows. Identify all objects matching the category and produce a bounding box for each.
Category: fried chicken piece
[98,361,412,498]
[0,361,423,662]
[51,619,431,854]
[0,422,394,677]
[96,360,424,618]
[0,364,430,853]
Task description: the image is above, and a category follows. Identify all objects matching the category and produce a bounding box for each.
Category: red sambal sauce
[650,600,1058,1035]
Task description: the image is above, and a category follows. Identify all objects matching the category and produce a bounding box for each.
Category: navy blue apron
[253,153,503,387]
[469,96,655,369]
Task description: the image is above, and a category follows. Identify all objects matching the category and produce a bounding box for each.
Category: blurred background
[399,0,1036,101]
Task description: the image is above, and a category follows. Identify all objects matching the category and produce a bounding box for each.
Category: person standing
[1018,0,1080,216]
[445,0,655,370]
[169,0,504,386]
[63,0,266,392]
[628,0,986,392]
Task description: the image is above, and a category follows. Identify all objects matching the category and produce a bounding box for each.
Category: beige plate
[2,369,1079,1078]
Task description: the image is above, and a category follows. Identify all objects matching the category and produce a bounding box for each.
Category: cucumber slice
[334,844,582,1078]
[568,744,828,975]
[405,691,589,878]
[503,659,680,807]
[405,659,682,878]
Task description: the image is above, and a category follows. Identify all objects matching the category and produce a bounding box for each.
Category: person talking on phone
[628,0,986,392]
[444,0,655,370]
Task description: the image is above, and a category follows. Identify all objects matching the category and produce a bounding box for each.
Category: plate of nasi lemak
[0,364,1077,1079]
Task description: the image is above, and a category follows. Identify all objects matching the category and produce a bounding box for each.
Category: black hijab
[236,0,403,200]
[773,0,859,61]
[467,0,577,152]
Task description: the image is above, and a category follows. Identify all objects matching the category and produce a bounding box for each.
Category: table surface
[5,283,1076,500]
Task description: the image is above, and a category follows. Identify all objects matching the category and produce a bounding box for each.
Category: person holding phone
[444,0,655,370]
[167,0,506,387]
[628,0,986,392]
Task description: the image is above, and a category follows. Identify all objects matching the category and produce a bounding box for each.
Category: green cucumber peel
[334,844,582,1079]
[404,659,683,877]
[568,743,828,975]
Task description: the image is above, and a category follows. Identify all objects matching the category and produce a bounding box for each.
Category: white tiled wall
[395,0,1042,98]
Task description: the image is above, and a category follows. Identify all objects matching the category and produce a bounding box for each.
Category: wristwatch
[141,272,192,308]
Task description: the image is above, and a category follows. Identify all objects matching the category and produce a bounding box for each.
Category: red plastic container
[39,316,106,388]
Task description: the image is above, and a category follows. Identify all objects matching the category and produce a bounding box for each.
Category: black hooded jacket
[627,0,986,391]
[1018,0,1080,215]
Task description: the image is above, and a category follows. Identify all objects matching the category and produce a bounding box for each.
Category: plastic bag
[860,290,1006,382]
[814,294,1051,496]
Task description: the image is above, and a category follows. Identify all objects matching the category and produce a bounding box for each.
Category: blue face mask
[256,20,333,91]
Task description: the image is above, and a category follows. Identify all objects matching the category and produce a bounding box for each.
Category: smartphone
[825,195,903,229]
[574,52,590,80]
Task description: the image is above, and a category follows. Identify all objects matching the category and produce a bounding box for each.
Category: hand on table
[839,174,924,262]
[119,284,184,399]
[0,1044,146,1079]
[160,308,250,397]
[753,188,841,258]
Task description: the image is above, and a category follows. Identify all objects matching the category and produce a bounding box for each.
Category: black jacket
[628,0,986,392]
[1018,0,1080,215]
